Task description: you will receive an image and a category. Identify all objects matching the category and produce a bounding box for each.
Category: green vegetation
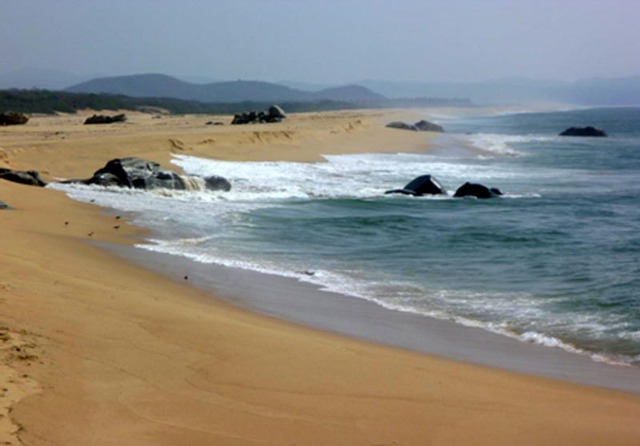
[0,89,132,114]
[0,89,366,115]
[0,89,471,116]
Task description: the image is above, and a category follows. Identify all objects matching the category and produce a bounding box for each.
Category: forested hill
[66,73,387,103]
[0,89,471,115]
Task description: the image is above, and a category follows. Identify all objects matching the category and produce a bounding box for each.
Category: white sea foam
[460,133,554,156]
[51,150,637,369]
[171,152,541,200]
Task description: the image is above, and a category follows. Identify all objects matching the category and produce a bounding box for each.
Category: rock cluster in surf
[385,175,446,196]
[1,157,231,193]
[385,175,503,199]
[64,157,231,192]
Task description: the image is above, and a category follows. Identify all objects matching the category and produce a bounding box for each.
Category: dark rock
[559,126,607,137]
[204,175,232,192]
[0,112,29,126]
[267,105,286,120]
[414,120,444,133]
[385,175,446,196]
[232,111,257,125]
[386,120,445,132]
[65,157,231,192]
[0,169,47,187]
[386,121,417,131]
[454,182,502,199]
[0,200,10,209]
[232,105,287,125]
[84,113,127,125]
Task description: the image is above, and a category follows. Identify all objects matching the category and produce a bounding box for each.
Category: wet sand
[111,243,640,394]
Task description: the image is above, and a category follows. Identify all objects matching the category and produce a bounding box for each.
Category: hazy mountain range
[1,68,640,106]
[65,74,386,103]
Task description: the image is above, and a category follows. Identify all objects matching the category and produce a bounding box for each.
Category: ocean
[55,107,640,367]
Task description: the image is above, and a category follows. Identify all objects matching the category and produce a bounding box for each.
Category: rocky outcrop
[231,105,286,125]
[413,120,445,132]
[84,114,127,125]
[559,126,607,137]
[203,175,232,191]
[65,157,231,192]
[385,175,446,196]
[0,112,29,126]
[386,121,417,131]
[386,120,444,132]
[0,168,47,187]
[454,182,503,199]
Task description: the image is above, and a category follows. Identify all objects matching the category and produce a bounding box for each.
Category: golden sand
[1,110,639,445]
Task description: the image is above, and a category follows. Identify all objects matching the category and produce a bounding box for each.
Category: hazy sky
[1,0,639,83]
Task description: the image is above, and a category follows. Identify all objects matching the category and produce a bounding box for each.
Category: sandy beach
[2,109,640,445]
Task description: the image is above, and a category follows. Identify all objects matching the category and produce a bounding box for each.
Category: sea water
[54,107,640,366]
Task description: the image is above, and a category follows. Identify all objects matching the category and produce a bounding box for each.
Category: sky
[1,0,639,84]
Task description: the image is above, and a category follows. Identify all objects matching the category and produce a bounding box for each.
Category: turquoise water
[57,107,640,365]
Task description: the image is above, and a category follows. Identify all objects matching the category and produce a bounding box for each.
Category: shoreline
[108,241,640,394]
[3,108,640,444]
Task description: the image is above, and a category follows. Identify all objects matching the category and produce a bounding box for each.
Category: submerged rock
[454,182,503,199]
[385,174,446,196]
[559,126,607,137]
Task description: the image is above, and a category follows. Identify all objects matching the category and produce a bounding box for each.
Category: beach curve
[1,109,640,445]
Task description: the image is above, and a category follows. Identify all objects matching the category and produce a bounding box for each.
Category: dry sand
[1,109,640,445]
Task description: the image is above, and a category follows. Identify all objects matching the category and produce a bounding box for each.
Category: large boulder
[454,182,503,199]
[0,112,29,126]
[385,175,446,196]
[84,114,127,125]
[559,126,607,137]
[0,168,47,187]
[414,120,445,132]
[203,175,232,191]
[66,157,231,192]
[267,105,286,121]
